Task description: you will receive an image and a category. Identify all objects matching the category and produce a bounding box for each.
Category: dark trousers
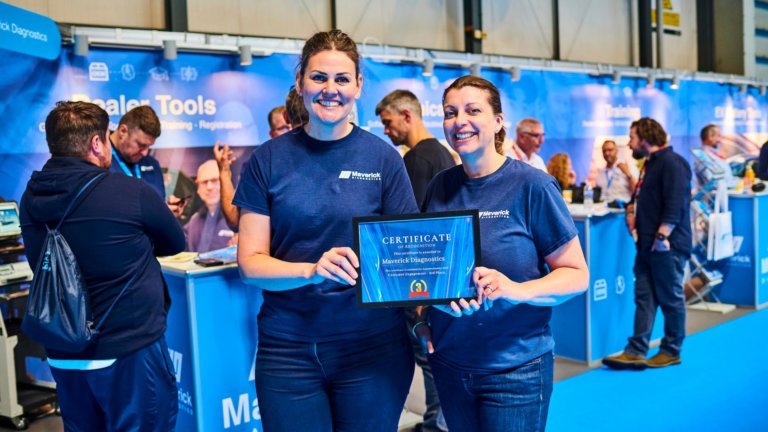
[626,250,688,356]
[405,308,445,432]
[50,338,178,432]
[255,327,414,432]
[429,352,554,432]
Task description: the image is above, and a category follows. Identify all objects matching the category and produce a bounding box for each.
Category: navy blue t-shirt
[423,158,578,372]
[233,125,418,342]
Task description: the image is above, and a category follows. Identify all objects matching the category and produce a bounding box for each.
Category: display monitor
[0,202,21,240]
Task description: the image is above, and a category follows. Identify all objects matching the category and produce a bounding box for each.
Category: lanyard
[605,168,616,190]
[512,144,524,161]
[632,163,646,203]
[111,146,141,179]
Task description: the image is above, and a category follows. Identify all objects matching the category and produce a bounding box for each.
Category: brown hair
[298,29,360,81]
[547,153,573,190]
[631,117,667,147]
[119,105,161,138]
[285,87,309,127]
[442,75,506,155]
[267,106,286,131]
[45,101,109,157]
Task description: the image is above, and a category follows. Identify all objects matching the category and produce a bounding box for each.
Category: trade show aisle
[547,308,768,431]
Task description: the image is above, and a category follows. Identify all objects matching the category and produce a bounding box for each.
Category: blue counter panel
[718,194,768,308]
[164,267,263,432]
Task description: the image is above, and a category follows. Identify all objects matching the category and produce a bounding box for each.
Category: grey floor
[4,306,754,432]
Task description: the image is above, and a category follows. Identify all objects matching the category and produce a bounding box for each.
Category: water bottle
[584,184,594,214]
[744,164,755,190]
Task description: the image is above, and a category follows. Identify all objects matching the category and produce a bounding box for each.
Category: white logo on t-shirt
[338,170,381,181]
[478,209,510,219]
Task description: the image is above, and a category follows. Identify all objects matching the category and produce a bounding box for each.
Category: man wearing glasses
[509,117,547,172]
[185,159,234,252]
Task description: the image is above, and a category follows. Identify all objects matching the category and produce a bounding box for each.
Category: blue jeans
[626,250,688,356]
[50,338,178,432]
[256,327,414,432]
[429,352,554,432]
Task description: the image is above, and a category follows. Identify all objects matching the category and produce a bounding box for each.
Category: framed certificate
[353,210,481,307]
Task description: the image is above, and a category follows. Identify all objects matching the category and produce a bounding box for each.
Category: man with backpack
[20,101,186,431]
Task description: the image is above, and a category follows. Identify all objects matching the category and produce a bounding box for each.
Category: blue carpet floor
[547,308,768,432]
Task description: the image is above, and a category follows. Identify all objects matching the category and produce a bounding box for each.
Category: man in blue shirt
[604,117,692,370]
[109,106,184,217]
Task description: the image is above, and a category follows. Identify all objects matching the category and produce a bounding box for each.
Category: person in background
[234,30,417,431]
[699,124,736,188]
[267,106,291,138]
[507,117,547,172]
[20,101,185,431]
[109,105,184,217]
[603,117,692,370]
[416,75,589,432]
[376,89,455,432]
[596,139,638,203]
[185,159,235,252]
[546,152,576,191]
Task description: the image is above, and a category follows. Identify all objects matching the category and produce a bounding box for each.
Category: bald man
[185,160,234,252]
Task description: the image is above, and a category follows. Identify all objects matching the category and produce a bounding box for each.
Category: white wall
[2,0,714,75]
[6,0,165,29]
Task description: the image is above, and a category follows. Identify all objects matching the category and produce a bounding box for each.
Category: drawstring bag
[21,173,137,352]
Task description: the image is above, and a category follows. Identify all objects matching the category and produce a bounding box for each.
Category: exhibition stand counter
[716,192,768,308]
[161,257,263,432]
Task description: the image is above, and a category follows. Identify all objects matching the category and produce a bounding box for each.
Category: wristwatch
[656,232,668,241]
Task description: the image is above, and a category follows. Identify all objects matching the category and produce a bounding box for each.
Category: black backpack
[22,173,139,352]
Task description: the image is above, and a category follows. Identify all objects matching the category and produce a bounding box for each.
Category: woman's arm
[237,210,359,291]
[481,237,589,306]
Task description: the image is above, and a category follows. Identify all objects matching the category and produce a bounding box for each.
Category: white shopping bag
[707,181,734,261]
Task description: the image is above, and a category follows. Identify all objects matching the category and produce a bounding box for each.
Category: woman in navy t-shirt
[416,75,590,432]
[233,30,418,431]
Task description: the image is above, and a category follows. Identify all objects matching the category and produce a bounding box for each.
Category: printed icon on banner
[429,75,440,90]
[733,236,744,254]
[88,62,109,81]
[149,66,169,81]
[180,66,198,81]
[120,64,136,81]
[167,348,183,383]
[339,171,352,179]
[616,275,626,295]
[593,279,607,301]
[761,257,768,275]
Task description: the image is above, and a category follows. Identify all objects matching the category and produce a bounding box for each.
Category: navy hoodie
[20,157,185,359]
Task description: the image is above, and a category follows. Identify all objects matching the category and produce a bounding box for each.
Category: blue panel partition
[163,264,263,432]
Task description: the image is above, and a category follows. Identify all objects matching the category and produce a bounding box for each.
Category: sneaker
[647,352,681,368]
[602,352,648,370]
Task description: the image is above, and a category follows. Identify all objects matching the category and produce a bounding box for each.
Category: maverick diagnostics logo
[339,170,382,181]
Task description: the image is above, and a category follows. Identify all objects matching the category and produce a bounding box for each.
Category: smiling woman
[414,75,590,432]
[232,29,418,432]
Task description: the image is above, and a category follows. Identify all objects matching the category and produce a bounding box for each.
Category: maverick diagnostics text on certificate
[353,210,481,307]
